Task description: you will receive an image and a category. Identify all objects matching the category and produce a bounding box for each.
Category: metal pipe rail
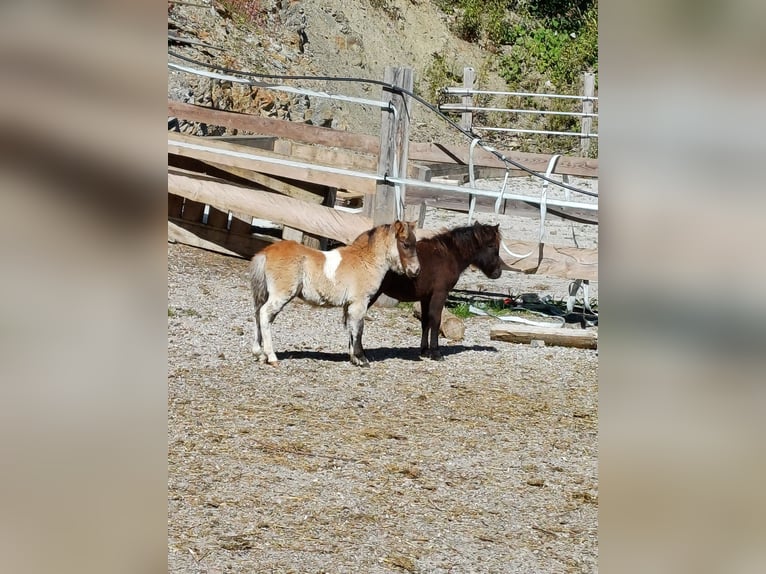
[168,138,598,213]
[439,103,598,118]
[443,87,598,101]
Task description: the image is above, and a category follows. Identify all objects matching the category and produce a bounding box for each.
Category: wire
[167,49,599,199]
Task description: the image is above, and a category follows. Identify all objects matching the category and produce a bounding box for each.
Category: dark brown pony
[369,222,503,360]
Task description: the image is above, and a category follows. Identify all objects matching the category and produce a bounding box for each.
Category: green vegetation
[218,0,267,27]
[427,0,598,156]
[421,52,464,104]
[449,302,472,319]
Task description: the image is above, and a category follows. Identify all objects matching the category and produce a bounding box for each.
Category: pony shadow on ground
[282,344,499,364]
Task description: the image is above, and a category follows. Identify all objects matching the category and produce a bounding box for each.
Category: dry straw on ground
[168,202,598,573]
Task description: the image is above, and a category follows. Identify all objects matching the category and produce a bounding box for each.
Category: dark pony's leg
[419,295,432,358]
[345,300,370,368]
[427,291,447,361]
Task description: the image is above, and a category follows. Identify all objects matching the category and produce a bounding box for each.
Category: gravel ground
[168,192,598,573]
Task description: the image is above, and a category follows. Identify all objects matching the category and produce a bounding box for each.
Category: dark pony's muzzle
[405,264,421,278]
[489,268,502,279]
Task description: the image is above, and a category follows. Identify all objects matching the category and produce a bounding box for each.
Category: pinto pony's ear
[393,220,406,237]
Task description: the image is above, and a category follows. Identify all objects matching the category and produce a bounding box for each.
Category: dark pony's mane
[425,223,499,257]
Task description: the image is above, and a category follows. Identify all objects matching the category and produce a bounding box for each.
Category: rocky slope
[168,0,505,144]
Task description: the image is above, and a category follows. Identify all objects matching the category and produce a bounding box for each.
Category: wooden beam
[168,171,372,245]
[168,100,379,154]
[366,66,413,224]
[490,323,597,349]
[168,132,378,196]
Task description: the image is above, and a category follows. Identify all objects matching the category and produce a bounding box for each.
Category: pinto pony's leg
[259,295,290,365]
[249,254,268,362]
[252,303,266,361]
[345,301,370,367]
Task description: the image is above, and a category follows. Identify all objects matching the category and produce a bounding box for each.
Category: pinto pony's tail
[249,253,269,308]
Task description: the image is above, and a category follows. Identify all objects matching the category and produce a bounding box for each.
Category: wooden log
[168,171,372,246]
[412,302,465,341]
[490,324,597,349]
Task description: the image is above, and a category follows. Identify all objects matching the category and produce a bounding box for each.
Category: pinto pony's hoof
[350,355,370,368]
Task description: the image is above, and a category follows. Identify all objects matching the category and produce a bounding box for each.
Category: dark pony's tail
[249,253,269,308]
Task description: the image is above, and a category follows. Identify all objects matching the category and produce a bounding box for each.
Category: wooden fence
[167,67,598,281]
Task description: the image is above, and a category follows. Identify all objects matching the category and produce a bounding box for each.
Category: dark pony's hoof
[420,349,444,361]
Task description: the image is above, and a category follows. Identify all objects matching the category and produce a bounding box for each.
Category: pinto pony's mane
[348,222,392,249]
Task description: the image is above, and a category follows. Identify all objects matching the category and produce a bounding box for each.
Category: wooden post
[580,72,595,157]
[461,67,475,132]
[365,66,413,225]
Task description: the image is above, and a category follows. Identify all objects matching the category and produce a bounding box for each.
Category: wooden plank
[181,198,205,222]
[168,219,273,259]
[498,240,597,281]
[490,323,597,349]
[168,132,378,196]
[168,100,379,155]
[273,139,378,173]
[168,193,184,218]
[168,171,372,245]
[229,213,252,235]
[169,155,328,205]
[206,206,229,229]
[409,142,598,178]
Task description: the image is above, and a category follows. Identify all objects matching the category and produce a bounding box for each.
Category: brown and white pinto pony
[249,220,420,367]
[369,222,503,361]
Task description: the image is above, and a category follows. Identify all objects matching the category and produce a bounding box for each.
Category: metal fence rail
[440,70,598,155]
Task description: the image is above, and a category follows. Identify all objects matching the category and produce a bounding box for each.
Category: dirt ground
[168,203,598,573]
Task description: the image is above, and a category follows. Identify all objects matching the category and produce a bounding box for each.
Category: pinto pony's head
[393,220,420,278]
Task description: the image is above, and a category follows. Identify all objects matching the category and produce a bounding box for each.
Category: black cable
[167,49,599,199]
